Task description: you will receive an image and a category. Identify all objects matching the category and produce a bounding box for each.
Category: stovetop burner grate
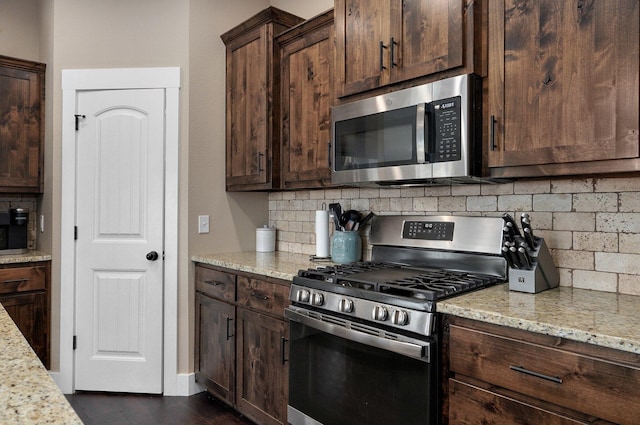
[298,262,500,302]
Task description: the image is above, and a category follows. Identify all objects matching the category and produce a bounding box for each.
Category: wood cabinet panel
[195,265,236,301]
[237,275,290,318]
[221,7,303,191]
[448,318,640,425]
[0,55,45,193]
[487,0,639,177]
[449,379,609,425]
[236,308,288,425]
[334,0,475,98]
[278,10,334,189]
[0,261,49,368]
[195,293,236,405]
[0,265,46,294]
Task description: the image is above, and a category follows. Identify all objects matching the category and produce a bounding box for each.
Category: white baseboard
[49,370,205,396]
[174,373,205,396]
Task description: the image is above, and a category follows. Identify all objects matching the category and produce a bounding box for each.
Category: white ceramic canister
[256,225,276,252]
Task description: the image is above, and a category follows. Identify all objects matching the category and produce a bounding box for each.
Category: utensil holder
[331,231,361,264]
[508,238,559,293]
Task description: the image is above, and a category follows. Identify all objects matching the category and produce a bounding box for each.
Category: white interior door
[74,88,165,393]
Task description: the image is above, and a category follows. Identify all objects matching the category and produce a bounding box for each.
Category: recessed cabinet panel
[488,0,639,177]
[0,56,45,193]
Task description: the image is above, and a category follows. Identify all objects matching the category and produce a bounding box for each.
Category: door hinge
[73,335,77,350]
[74,226,78,240]
[74,114,86,131]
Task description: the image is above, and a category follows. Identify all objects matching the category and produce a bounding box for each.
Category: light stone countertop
[0,251,52,265]
[193,251,640,355]
[438,283,640,355]
[192,251,328,281]
[0,304,83,424]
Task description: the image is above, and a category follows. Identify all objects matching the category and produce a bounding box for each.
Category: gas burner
[379,270,500,301]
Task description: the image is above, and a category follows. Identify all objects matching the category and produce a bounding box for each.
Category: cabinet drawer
[0,266,46,294]
[449,378,611,425]
[195,266,236,301]
[237,276,289,317]
[449,324,640,425]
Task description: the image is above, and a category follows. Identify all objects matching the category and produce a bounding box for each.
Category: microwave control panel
[430,96,461,162]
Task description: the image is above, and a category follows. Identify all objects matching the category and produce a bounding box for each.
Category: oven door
[286,306,438,425]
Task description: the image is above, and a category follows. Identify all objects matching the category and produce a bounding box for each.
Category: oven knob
[372,305,388,321]
[391,310,409,326]
[338,298,353,313]
[296,289,310,303]
[311,292,324,306]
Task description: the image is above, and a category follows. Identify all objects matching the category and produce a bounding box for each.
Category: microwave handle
[416,103,427,163]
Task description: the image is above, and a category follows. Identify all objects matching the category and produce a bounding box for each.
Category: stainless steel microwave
[331,74,487,186]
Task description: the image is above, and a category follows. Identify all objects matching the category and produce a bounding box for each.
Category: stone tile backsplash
[269,176,640,295]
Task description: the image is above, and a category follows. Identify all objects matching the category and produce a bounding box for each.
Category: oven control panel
[402,220,454,241]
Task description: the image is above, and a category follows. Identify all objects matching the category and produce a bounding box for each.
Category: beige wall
[0,0,41,61]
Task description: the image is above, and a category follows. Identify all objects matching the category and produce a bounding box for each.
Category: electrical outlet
[198,215,210,234]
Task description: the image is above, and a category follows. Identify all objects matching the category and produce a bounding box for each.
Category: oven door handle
[285,308,431,362]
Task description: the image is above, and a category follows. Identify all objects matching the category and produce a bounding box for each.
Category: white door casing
[74,89,165,393]
[59,68,180,395]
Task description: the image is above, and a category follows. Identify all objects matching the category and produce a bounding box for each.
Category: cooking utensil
[521,213,537,249]
[502,213,522,239]
[328,203,342,231]
[342,210,362,231]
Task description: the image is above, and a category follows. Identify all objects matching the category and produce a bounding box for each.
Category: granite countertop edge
[193,251,640,355]
[0,304,83,424]
[0,250,52,265]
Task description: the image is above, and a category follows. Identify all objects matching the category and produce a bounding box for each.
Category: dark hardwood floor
[66,391,256,425]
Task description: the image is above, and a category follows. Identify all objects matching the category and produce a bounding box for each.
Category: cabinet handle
[390,37,398,68]
[203,279,223,286]
[2,278,29,284]
[250,291,269,301]
[257,151,264,173]
[327,141,332,168]
[489,114,497,151]
[281,337,289,365]
[226,316,234,340]
[379,41,387,70]
[510,365,563,384]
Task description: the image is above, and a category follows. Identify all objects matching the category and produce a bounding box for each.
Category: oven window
[288,321,438,425]
[334,106,418,171]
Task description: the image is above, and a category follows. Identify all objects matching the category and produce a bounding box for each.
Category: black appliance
[0,208,29,254]
[285,215,508,425]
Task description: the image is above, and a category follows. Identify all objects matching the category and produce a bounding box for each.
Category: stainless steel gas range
[285,214,508,425]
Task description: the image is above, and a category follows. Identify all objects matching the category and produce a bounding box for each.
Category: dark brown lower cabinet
[446,316,639,425]
[236,308,288,425]
[0,262,50,368]
[195,292,235,404]
[195,264,290,425]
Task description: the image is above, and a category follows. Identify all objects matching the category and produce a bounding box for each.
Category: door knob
[146,251,159,261]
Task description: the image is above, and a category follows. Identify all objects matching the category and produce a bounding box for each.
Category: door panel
[75,88,165,393]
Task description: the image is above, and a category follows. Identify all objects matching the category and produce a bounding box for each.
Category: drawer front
[0,266,46,294]
[195,266,236,301]
[449,379,604,425]
[449,324,640,425]
[237,275,289,317]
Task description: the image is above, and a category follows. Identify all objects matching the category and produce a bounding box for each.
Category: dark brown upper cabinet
[334,0,481,98]
[487,0,640,178]
[278,10,335,190]
[221,7,303,191]
[0,56,45,193]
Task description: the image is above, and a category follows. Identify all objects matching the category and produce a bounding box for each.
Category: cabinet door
[280,12,334,189]
[389,0,464,84]
[225,26,272,190]
[335,0,390,96]
[1,292,48,368]
[488,0,639,176]
[0,56,45,193]
[195,293,235,405]
[236,308,288,425]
